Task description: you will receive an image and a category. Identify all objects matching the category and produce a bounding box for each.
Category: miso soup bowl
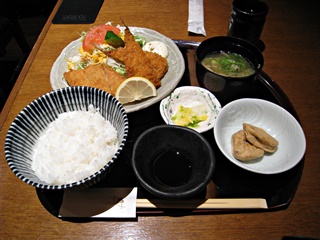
[196,36,264,105]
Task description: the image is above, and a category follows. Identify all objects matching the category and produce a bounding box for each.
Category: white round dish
[214,98,306,174]
[160,86,222,133]
[50,27,185,113]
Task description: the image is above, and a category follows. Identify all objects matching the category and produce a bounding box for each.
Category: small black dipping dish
[132,125,215,199]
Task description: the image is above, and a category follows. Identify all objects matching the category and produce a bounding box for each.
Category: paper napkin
[59,187,137,218]
[188,0,206,36]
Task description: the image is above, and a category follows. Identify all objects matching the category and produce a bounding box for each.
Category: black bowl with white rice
[5,86,129,190]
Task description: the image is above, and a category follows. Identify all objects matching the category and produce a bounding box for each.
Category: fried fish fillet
[144,51,168,86]
[63,64,125,96]
[243,123,279,153]
[107,25,168,88]
[232,130,264,161]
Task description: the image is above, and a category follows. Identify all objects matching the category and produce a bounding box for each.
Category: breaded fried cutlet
[63,67,88,87]
[101,64,125,95]
[107,25,168,88]
[84,64,112,93]
[63,64,125,96]
[145,51,168,86]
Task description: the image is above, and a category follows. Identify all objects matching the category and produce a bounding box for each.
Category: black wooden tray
[36,41,304,218]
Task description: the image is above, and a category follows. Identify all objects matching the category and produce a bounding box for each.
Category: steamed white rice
[31,105,119,185]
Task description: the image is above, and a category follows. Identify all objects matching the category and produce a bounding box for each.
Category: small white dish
[160,86,221,133]
[214,98,306,174]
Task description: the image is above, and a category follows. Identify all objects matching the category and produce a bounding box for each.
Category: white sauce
[142,40,169,58]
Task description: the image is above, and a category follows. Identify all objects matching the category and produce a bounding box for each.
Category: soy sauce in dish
[201,51,255,78]
[152,150,192,187]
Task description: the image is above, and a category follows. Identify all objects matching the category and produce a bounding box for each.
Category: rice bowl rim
[4,86,129,189]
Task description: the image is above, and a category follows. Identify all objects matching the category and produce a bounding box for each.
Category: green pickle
[105,31,125,48]
[171,105,208,128]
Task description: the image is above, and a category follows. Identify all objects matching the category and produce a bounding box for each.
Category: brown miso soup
[201,51,255,78]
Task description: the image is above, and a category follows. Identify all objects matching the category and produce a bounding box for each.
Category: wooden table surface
[1,0,319,239]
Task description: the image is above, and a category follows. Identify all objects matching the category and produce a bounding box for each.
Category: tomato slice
[82,24,121,52]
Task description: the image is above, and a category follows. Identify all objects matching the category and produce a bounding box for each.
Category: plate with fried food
[50,24,185,113]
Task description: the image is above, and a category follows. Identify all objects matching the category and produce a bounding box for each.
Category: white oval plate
[50,27,185,113]
[160,86,222,133]
[214,98,306,174]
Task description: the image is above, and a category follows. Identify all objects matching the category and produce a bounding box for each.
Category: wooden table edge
[0,0,63,130]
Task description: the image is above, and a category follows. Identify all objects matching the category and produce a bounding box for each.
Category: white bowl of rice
[5,86,129,189]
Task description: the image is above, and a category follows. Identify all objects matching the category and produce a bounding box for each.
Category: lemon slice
[115,77,157,104]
